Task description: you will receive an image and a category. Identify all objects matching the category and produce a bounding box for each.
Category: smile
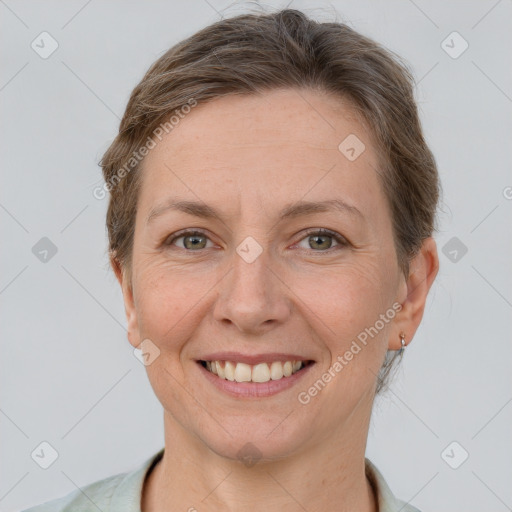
[196,351,316,398]
[200,359,313,383]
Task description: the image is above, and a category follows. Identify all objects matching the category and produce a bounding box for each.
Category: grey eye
[170,232,213,250]
[296,230,345,251]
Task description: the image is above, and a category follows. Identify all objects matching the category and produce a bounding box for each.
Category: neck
[142,407,378,512]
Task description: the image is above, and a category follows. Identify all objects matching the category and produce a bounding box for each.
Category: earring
[398,332,406,356]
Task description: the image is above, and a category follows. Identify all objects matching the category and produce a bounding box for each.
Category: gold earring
[398,332,406,355]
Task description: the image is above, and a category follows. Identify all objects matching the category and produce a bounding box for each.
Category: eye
[163,228,348,252]
[165,230,214,250]
[295,228,348,252]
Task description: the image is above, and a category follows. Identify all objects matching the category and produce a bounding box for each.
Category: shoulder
[20,473,126,512]
[21,448,165,512]
[365,457,422,512]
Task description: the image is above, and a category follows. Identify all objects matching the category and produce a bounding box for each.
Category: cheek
[133,259,217,350]
[296,264,394,401]
[292,258,393,339]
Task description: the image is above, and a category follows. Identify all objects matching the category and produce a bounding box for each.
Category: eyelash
[163,228,348,253]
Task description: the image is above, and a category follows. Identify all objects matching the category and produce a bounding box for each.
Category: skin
[112,87,439,512]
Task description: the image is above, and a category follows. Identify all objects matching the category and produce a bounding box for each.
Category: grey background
[1,1,511,511]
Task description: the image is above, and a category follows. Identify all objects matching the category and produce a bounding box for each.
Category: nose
[213,246,291,334]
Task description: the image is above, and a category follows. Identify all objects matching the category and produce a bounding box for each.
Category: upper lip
[197,352,314,365]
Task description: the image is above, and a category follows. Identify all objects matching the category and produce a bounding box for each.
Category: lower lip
[197,361,315,398]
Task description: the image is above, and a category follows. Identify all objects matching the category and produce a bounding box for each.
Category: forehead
[152,88,374,156]
[138,88,387,223]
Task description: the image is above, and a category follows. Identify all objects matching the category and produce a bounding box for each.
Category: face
[115,88,437,461]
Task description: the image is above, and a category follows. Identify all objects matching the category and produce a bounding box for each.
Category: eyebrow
[146,197,364,225]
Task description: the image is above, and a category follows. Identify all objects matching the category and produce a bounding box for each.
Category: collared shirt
[21,448,421,512]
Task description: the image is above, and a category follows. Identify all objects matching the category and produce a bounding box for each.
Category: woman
[24,7,439,512]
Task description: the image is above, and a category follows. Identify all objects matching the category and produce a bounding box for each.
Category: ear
[389,237,439,350]
[110,253,141,349]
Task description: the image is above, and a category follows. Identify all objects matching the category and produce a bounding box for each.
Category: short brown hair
[100,8,440,394]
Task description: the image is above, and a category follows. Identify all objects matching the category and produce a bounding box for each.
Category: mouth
[198,359,314,383]
[196,357,315,398]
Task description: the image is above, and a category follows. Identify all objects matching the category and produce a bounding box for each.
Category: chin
[197,419,312,465]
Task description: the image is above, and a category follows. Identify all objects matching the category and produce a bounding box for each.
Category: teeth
[204,360,306,383]
[270,361,284,380]
[224,361,235,381]
[215,361,224,379]
[252,363,270,383]
[234,363,252,382]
